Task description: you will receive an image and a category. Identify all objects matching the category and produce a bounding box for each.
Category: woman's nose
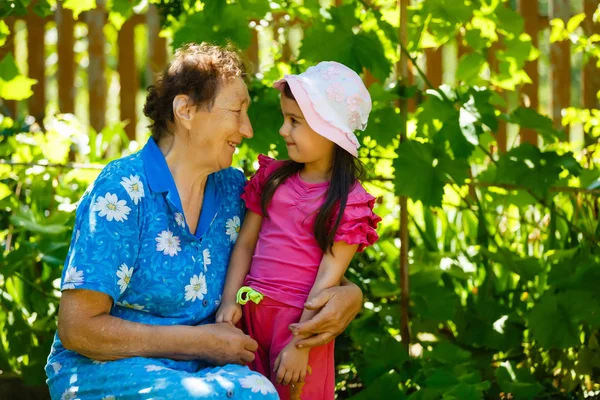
[240,111,253,139]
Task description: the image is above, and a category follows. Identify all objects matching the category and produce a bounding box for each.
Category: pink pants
[241,296,335,400]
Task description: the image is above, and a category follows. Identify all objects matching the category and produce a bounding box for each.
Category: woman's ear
[173,95,194,130]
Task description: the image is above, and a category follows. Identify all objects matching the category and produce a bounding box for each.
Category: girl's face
[279,95,335,165]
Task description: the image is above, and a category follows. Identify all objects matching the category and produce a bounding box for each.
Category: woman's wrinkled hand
[197,323,257,366]
[288,281,362,349]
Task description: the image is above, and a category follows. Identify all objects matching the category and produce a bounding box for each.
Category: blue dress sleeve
[61,168,143,304]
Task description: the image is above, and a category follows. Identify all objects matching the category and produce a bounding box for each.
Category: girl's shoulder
[347,181,377,207]
[256,154,286,175]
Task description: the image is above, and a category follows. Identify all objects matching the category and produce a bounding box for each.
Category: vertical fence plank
[246,26,259,74]
[56,2,75,114]
[516,0,539,146]
[488,40,507,153]
[549,0,571,139]
[26,11,45,122]
[398,0,411,351]
[583,0,600,146]
[86,0,106,133]
[147,4,167,85]
[118,18,138,140]
[0,17,18,117]
[425,47,443,88]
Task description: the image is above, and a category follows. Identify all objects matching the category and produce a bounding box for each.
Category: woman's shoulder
[84,153,147,203]
[214,166,246,190]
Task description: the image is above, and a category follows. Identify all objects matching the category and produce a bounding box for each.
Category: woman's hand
[215,301,243,325]
[288,279,362,349]
[197,323,258,366]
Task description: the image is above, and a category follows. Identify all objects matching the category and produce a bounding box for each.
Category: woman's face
[184,77,253,171]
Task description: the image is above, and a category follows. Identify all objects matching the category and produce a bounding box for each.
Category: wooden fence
[0,0,599,147]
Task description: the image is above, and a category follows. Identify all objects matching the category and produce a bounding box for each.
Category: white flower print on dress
[117,300,145,311]
[225,216,241,243]
[116,264,133,294]
[174,212,185,228]
[185,274,208,302]
[155,230,181,257]
[203,249,211,272]
[145,365,167,372]
[92,360,107,365]
[61,387,78,400]
[62,267,84,290]
[120,175,145,205]
[239,374,277,395]
[93,192,131,222]
[101,396,115,400]
[51,362,62,374]
[326,82,346,102]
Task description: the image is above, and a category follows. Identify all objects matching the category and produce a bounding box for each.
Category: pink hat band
[274,61,372,158]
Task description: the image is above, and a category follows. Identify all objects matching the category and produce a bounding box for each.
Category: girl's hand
[273,342,310,386]
[215,301,242,325]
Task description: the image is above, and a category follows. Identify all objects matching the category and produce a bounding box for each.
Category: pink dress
[240,155,381,400]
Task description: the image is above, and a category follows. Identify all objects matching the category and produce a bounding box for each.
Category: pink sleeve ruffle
[333,189,381,252]
[240,154,276,216]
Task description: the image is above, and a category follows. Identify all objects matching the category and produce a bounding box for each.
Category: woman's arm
[216,211,263,323]
[58,289,258,365]
[294,241,358,338]
[289,277,363,349]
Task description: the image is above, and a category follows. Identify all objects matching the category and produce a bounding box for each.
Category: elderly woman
[45,43,363,399]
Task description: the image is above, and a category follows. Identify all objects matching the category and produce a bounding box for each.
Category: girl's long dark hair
[261,82,363,253]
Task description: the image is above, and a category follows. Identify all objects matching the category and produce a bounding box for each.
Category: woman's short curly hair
[143,42,246,142]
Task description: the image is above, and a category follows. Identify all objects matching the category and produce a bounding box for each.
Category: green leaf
[63,0,96,18]
[567,13,586,34]
[428,341,471,364]
[354,31,392,82]
[173,4,252,51]
[0,20,9,47]
[9,213,69,236]
[495,5,524,35]
[0,54,19,81]
[443,382,485,400]
[362,108,402,147]
[348,371,405,400]
[456,53,486,84]
[494,144,582,198]
[359,334,409,384]
[369,279,400,297]
[529,293,580,348]
[0,182,11,200]
[395,140,468,206]
[508,107,563,143]
[32,0,53,18]
[480,248,543,281]
[0,74,37,100]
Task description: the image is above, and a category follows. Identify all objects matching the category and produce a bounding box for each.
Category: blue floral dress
[45,138,278,400]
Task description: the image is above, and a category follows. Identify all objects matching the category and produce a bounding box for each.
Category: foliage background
[1,0,599,399]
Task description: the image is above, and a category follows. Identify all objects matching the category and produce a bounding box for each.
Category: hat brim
[274,76,358,157]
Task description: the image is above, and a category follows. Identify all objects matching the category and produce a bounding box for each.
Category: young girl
[216,61,381,399]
